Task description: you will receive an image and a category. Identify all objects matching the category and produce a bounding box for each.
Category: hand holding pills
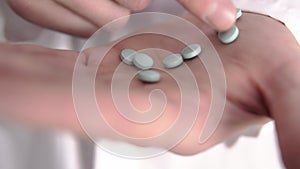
[96,13,300,165]
[1,10,300,168]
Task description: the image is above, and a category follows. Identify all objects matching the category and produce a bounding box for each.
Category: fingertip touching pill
[218,25,239,44]
[120,49,136,65]
[138,70,161,83]
[181,44,202,59]
[133,53,154,70]
[163,53,183,69]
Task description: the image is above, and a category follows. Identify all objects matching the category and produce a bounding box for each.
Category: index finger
[177,0,236,31]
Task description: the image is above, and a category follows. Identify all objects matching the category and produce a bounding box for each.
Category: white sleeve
[232,0,300,44]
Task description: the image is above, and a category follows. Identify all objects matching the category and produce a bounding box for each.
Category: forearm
[0,42,81,133]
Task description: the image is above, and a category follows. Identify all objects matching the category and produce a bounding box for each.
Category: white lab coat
[0,0,299,169]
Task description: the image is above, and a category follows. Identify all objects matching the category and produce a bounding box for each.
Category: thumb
[177,0,236,31]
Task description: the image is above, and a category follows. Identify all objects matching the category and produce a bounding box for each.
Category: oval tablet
[138,70,161,83]
[163,54,183,69]
[218,25,239,44]
[133,53,154,70]
[236,8,242,20]
[120,49,136,65]
[181,44,201,59]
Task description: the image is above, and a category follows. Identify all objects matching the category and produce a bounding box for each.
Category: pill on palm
[218,25,239,44]
[163,53,183,69]
[181,44,201,59]
[236,8,242,20]
[133,53,154,70]
[138,70,161,83]
[120,49,136,65]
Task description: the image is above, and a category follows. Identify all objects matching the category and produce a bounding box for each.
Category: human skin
[0,13,299,168]
[6,0,236,36]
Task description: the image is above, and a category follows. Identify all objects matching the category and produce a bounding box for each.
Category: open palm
[1,13,299,168]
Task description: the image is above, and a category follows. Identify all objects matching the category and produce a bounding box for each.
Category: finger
[7,0,98,37]
[54,0,130,28]
[114,0,153,11]
[177,0,236,31]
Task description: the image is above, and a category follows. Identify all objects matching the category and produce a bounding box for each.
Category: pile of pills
[120,9,242,83]
[120,43,201,83]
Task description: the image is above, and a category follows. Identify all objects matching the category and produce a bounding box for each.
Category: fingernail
[203,3,236,31]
